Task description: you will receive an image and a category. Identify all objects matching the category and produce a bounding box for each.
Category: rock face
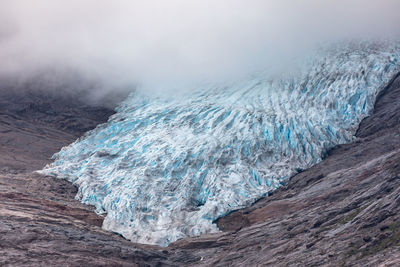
[1,73,400,266]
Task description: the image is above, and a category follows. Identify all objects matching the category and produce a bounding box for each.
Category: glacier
[40,42,400,246]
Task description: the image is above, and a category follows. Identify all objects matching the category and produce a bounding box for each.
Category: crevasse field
[41,43,400,246]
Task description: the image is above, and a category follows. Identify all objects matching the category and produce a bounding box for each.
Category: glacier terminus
[41,43,400,246]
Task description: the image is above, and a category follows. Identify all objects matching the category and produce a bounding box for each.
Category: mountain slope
[0,72,399,266]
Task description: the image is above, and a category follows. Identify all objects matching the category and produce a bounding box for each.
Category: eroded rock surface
[1,73,400,266]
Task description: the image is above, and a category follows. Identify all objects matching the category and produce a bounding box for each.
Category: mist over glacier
[2,0,400,246]
[1,0,400,96]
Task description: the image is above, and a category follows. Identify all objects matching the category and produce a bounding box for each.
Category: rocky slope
[1,73,400,266]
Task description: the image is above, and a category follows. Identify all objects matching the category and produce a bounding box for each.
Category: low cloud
[0,0,399,97]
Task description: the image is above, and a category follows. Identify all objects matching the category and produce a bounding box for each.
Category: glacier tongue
[41,43,400,246]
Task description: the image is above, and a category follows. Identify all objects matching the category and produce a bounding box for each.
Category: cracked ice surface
[41,43,400,246]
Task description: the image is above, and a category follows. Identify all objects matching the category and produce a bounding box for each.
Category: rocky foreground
[0,73,400,266]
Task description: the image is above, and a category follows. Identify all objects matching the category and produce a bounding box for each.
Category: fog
[1,0,400,98]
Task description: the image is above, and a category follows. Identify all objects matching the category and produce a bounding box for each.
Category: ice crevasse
[41,43,400,246]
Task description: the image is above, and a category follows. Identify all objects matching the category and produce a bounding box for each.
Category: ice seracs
[41,42,400,246]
